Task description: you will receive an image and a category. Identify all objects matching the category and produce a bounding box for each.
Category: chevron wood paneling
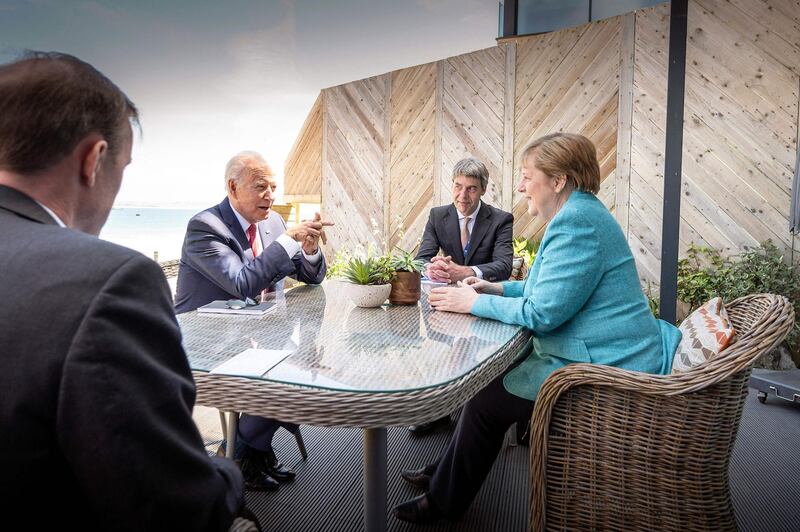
[389,63,436,252]
[441,47,506,210]
[629,0,800,286]
[322,76,387,255]
[285,0,799,287]
[284,94,322,202]
[512,15,622,241]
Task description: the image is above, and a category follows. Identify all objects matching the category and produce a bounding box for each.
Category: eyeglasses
[226,297,257,309]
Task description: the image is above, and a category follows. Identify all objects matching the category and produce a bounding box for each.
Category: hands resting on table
[427,276,503,314]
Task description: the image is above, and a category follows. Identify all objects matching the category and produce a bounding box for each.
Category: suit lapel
[218,198,252,260]
[0,185,59,226]
[465,203,492,264]
[443,205,465,264]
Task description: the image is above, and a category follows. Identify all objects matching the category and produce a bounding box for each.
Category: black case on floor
[749,368,800,404]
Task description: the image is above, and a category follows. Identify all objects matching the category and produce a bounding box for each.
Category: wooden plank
[383,74,392,251]
[444,61,504,155]
[514,19,619,151]
[723,0,800,77]
[687,1,798,114]
[634,52,794,240]
[515,25,588,119]
[447,54,503,120]
[284,194,321,204]
[616,11,635,236]
[683,64,796,191]
[514,21,621,171]
[389,63,435,251]
[685,35,797,144]
[435,60,444,207]
[458,46,504,94]
[503,42,515,213]
[321,89,329,255]
[284,93,322,198]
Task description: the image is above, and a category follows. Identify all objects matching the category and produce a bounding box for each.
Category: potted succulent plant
[340,255,394,308]
[389,249,425,305]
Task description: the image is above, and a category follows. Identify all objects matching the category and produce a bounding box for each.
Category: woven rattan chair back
[528,294,795,532]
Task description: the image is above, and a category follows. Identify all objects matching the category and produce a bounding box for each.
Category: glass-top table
[179,281,529,532]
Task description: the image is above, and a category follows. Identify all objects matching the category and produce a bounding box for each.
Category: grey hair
[451,157,489,190]
[224,150,269,188]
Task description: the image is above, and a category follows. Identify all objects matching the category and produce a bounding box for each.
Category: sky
[0,0,500,208]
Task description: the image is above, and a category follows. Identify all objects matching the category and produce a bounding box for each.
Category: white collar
[34,200,66,227]
[230,204,254,234]
[457,200,481,221]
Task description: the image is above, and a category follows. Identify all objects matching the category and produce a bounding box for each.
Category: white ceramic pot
[345,282,391,308]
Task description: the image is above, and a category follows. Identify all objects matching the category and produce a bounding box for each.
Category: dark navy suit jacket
[174,198,326,313]
[0,185,243,530]
[415,202,513,282]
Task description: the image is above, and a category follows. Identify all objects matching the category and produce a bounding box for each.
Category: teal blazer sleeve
[472,211,602,332]
[468,191,680,402]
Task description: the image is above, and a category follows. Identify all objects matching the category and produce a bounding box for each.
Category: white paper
[209,348,293,378]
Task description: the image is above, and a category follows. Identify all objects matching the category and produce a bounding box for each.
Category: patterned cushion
[672,297,736,373]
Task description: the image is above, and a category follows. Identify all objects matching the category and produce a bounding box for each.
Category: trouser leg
[238,415,282,452]
[427,372,535,519]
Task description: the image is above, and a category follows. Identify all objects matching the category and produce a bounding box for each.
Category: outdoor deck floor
[197,387,800,531]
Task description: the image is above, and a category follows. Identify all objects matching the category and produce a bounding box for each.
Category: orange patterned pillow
[671,297,736,373]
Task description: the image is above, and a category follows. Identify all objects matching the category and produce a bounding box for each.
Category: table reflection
[179,281,521,393]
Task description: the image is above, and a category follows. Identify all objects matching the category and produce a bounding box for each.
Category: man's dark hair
[0,51,139,174]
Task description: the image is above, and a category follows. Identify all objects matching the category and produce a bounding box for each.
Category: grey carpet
[209,388,800,531]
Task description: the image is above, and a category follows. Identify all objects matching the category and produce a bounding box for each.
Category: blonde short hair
[522,133,600,194]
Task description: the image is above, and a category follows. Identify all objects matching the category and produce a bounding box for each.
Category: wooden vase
[389,271,421,305]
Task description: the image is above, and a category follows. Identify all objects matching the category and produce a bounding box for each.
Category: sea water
[99,207,198,261]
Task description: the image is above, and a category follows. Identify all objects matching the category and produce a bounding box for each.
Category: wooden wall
[284,0,800,285]
[322,76,388,254]
[627,0,800,285]
[284,94,322,204]
[389,63,436,252]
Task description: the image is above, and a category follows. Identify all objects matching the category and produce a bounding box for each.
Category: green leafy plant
[513,236,541,267]
[340,255,394,285]
[645,281,660,318]
[675,241,800,360]
[325,247,353,280]
[390,248,425,273]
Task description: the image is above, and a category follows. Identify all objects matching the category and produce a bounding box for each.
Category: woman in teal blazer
[394,133,682,524]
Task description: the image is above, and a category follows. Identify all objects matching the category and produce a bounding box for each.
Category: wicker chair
[528,294,795,531]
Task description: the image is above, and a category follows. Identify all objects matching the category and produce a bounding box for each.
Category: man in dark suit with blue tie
[410,157,513,434]
[175,151,331,491]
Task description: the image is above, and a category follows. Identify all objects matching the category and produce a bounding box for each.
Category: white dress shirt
[231,206,320,263]
[457,201,483,279]
[35,200,66,227]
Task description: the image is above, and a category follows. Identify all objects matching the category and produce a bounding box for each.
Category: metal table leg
[363,427,387,532]
[225,412,239,459]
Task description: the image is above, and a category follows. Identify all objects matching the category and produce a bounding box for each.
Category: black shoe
[260,448,296,482]
[244,471,280,491]
[393,494,442,524]
[400,467,431,491]
[240,451,280,491]
[408,415,450,435]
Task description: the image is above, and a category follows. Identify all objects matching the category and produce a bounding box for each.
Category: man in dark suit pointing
[175,151,332,491]
[410,157,513,434]
[0,52,247,531]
